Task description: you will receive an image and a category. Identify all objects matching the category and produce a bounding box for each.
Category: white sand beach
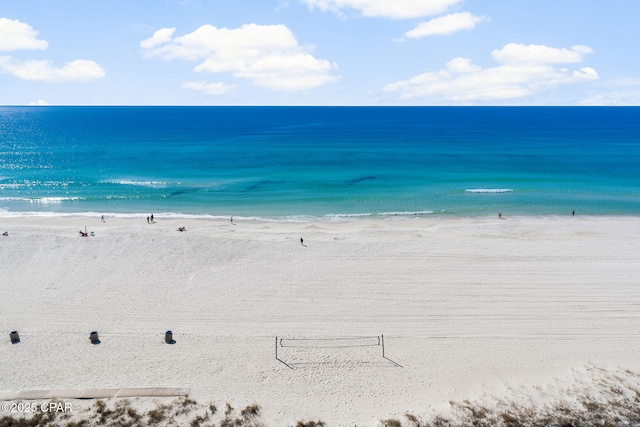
[1,215,639,425]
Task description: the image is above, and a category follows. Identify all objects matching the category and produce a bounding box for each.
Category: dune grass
[382,365,640,427]
[0,397,327,427]
[1,366,638,426]
[0,397,268,427]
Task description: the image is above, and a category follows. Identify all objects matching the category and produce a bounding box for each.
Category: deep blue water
[1,106,639,219]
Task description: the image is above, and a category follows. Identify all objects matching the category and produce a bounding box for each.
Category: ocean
[1,106,639,220]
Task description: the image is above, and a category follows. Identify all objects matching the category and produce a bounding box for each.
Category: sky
[1,0,639,106]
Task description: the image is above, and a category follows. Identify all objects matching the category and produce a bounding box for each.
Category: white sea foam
[0,180,71,189]
[0,210,152,219]
[0,196,82,204]
[0,210,79,218]
[0,184,26,189]
[0,210,438,222]
[104,195,142,200]
[101,179,171,188]
[324,213,373,220]
[465,188,513,193]
[32,197,82,204]
[379,210,434,216]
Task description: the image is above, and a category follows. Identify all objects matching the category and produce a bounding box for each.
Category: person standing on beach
[147,216,150,224]
[101,214,105,222]
[230,216,233,224]
[300,237,304,245]
[151,214,154,223]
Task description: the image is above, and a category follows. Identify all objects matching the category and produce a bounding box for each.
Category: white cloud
[28,99,49,106]
[579,92,640,106]
[0,18,48,51]
[383,43,598,103]
[141,23,339,92]
[405,12,486,38]
[604,78,640,87]
[492,43,593,65]
[578,79,640,105]
[0,57,105,82]
[140,27,176,49]
[299,0,463,19]
[182,80,237,95]
[0,18,105,83]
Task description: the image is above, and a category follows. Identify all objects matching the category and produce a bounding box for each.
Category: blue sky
[1,0,639,105]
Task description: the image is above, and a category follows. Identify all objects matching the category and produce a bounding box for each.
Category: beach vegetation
[240,404,261,419]
[181,396,199,407]
[190,412,210,427]
[220,403,265,427]
[224,403,234,417]
[93,399,106,414]
[293,421,325,427]
[175,396,198,416]
[1,367,640,427]
[146,407,167,424]
[403,413,421,426]
[126,406,142,423]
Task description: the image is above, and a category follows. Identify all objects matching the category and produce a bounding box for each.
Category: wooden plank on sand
[0,388,190,400]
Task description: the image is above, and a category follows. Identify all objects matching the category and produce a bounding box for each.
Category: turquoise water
[1,106,639,219]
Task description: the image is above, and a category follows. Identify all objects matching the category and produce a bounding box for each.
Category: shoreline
[2,210,639,222]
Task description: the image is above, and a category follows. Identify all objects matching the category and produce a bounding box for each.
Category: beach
[1,215,639,425]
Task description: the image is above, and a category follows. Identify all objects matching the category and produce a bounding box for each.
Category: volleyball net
[275,335,387,363]
[278,335,381,348]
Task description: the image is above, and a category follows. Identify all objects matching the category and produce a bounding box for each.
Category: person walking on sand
[101,214,105,222]
[300,237,304,245]
[147,216,150,224]
[230,216,234,224]
[151,214,154,223]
